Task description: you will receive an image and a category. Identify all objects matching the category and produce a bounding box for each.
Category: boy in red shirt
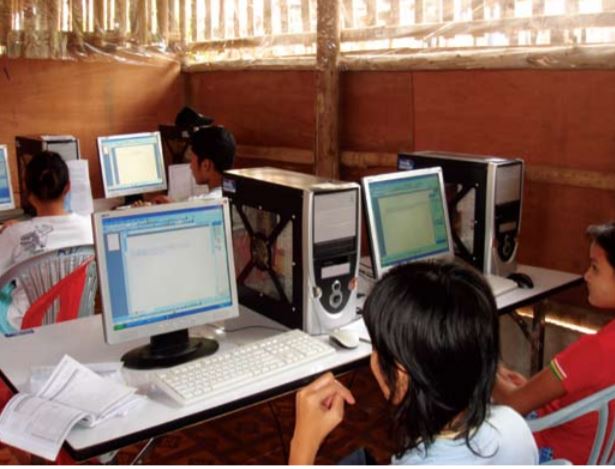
[493,221,615,464]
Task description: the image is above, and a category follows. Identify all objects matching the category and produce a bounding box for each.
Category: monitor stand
[122,329,219,370]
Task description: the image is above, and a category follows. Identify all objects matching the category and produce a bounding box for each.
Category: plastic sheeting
[0,0,614,68]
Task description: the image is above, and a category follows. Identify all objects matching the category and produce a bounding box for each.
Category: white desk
[0,307,371,461]
[0,264,581,461]
[495,265,583,375]
[359,263,583,375]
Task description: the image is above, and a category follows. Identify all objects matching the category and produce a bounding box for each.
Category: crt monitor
[0,145,16,212]
[97,131,167,200]
[361,167,454,280]
[93,199,238,369]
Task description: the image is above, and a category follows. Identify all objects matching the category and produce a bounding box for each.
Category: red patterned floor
[1,366,396,465]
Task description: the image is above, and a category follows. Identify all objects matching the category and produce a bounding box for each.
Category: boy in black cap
[144,125,236,204]
[188,126,236,199]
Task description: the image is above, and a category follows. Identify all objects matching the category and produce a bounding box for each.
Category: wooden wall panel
[167,68,615,284]
[340,71,414,152]
[410,69,615,276]
[186,71,316,150]
[412,70,615,173]
[521,181,615,273]
[0,58,183,200]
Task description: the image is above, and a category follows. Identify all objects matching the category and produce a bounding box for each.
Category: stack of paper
[0,355,144,461]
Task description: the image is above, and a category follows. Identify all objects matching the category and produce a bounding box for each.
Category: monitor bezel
[361,166,454,280]
[97,131,168,199]
[94,198,239,345]
[0,145,16,211]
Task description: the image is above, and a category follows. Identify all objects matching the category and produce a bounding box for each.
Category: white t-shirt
[392,405,538,465]
[0,213,93,331]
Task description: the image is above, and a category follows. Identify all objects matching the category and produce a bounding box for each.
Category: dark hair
[190,125,236,173]
[363,260,499,458]
[25,151,69,201]
[587,222,615,269]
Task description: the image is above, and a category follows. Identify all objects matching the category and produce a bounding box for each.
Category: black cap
[190,126,236,173]
[175,106,214,131]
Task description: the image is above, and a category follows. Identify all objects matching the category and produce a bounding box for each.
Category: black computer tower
[15,135,80,215]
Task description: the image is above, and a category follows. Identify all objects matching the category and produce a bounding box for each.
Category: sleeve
[549,333,604,395]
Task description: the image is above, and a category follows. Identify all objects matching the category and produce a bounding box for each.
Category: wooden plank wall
[0,58,183,200]
[186,70,317,173]
[186,69,615,279]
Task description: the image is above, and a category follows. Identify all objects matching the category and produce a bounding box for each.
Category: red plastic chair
[0,245,97,331]
[21,257,93,329]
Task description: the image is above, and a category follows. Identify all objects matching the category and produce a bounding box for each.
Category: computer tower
[158,124,191,167]
[15,135,80,215]
[222,167,360,334]
[398,151,524,276]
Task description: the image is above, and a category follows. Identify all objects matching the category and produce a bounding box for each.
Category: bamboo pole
[70,0,85,51]
[191,0,197,41]
[342,0,354,28]
[315,0,340,178]
[415,0,424,25]
[218,0,225,37]
[280,0,288,33]
[47,0,60,56]
[301,0,310,32]
[137,0,148,44]
[390,0,400,24]
[247,0,254,36]
[365,0,376,26]
[94,0,104,44]
[263,0,272,35]
[117,0,128,44]
[157,0,169,43]
[179,0,187,44]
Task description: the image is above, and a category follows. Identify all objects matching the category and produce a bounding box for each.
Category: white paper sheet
[66,160,94,215]
[168,163,208,201]
[0,355,140,461]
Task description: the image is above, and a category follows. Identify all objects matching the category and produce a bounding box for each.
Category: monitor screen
[0,145,15,211]
[94,199,238,349]
[97,131,167,198]
[362,167,454,280]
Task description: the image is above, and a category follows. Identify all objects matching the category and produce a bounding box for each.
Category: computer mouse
[329,329,360,349]
[507,272,534,289]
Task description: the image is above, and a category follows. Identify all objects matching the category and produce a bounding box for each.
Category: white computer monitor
[97,131,167,199]
[362,167,454,280]
[93,198,238,369]
[0,145,16,211]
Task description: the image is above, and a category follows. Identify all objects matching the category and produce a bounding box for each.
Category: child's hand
[498,364,527,387]
[289,372,356,465]
[151,195,172,204]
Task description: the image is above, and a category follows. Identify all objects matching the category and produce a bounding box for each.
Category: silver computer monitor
[362,167,454,280]
[97,131,167,199]
[93,199,238,369]
[0,145,16,211]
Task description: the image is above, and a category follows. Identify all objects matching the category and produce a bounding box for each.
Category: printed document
[0,355,142,461]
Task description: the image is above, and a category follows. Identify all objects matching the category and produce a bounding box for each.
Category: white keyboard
[154,329,336,406]
[485,274,518,297]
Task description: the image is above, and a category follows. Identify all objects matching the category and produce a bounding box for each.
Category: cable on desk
[268,401,289,463]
